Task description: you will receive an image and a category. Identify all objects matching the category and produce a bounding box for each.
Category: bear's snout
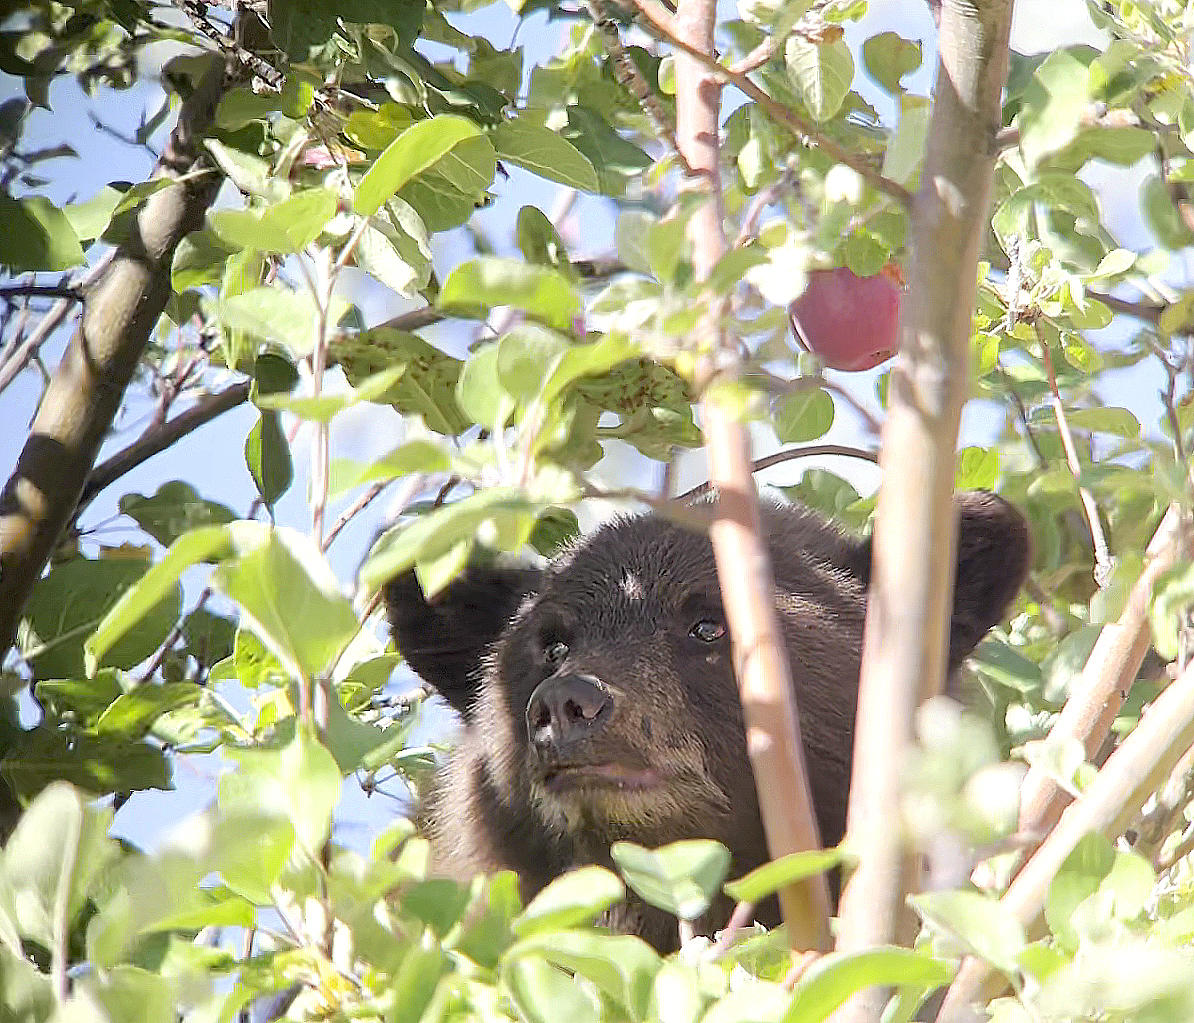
[526,674,611,756]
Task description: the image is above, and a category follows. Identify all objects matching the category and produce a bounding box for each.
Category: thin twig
[996,359,1048,469]
[625,0,913,206]
[678,443,878,500]
[1037,324,1112,586]
[323,481,390,551]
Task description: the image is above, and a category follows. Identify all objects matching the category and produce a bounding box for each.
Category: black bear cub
[384,493,1029,951]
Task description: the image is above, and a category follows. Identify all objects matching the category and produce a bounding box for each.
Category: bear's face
[480,516,755,856]
[384,493,1029,921]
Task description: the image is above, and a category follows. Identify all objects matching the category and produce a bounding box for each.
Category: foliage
[0,0,1193,1020]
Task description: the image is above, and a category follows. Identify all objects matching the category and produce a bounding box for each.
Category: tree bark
[832,1,1015,1015]
[673,0,832,951]
[0,55,228,665]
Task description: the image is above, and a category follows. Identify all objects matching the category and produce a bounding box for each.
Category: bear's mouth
[541,762,662,793]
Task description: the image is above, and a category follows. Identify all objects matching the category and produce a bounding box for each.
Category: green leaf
[861,32,921,94]
[2,783,117,950]
[63,185,125,242]
[85,527,235,674]
[399,133,498,231]
[359,490,539,594]
[724,848,845,904]
[785,36,854,122]
[354,216,429,298]
[93,682,201,739]
[1,730,170,799]
[390,944,447,1022]
[504,957,600,1023]
[0,946,52,1022]
[211,529,358,681]
[956,447,999,491]
[1152,563,1194,660]
[0,194,84,270]
[171,227,238,291]
[219,286,322,355]
[513,866,625,937]
[25,557,181,679]
[783,948,952,1023]
[970,638,1042,695]
[1018,48,1094,169]
[321,688,393,773]
[355,114,483,215]
[507,930,661,1019]
[220,727,342,853]
[498,324,572,403]
[492,121,599,191]
[329,438,454,495]
[402,878,472,938]
[440,257,581,332]
[257,364,408,422]
[119,482,236,546]
[457,342,514,427]
[245,411,293,510]
[611,840,730,920]
[209,188,337,254]
[774,389,835,443]
[1045,832,1113,950]
[517,205,569,269]
[334,328,470,435]
[1064,406,1141,439]
[910,889,1026,975]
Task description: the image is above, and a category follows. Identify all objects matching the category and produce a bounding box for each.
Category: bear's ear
[383,565,541,719]
[846,492,1030,670]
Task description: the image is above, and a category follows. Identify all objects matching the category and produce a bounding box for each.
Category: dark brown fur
[383,493,1029,951]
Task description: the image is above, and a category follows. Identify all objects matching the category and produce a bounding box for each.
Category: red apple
[788,266,902,371]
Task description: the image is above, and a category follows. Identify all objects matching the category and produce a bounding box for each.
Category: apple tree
[0,0,1193,1021]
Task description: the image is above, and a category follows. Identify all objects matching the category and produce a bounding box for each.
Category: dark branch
[77,380,252,512]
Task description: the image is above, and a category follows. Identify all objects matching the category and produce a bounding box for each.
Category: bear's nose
[526,674,611,753]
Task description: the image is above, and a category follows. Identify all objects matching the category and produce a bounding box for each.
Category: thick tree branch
[0,55,228,664]
[937,657,1194,1020]
[674,0,832,953]
[76,380,252,513]
[833,0,1015,1011]
[1016,504,1190,842]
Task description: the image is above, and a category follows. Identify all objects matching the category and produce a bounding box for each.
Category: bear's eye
[690,619,726,643]
[544,641,569,667]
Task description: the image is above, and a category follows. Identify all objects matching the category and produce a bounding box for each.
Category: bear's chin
[541,762,663,793]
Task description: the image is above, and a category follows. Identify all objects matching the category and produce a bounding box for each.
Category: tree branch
[626,0,913,206]
[674,0,832,953]
[0,252,116,396]
[1038,326,1113,585]
[833,0,1015,1011]
[677,443,879,501]
[76,380,252,512]
[0,284,84,302]
[0,54,229,665]
[937,657,1194,1021]
[1015,504,1190,843]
